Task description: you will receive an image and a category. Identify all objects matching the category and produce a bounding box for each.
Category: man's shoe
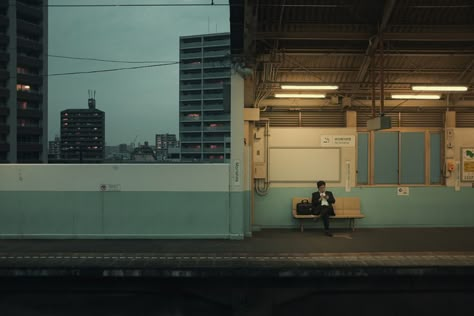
[324,231,333,237]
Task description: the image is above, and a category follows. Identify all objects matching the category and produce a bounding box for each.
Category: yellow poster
[461,148,474,182]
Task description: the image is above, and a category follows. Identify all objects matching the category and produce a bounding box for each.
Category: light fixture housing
[391,94,441,100]
[281,85,339,90]
[274,93,326,98]
[411,86,468,92]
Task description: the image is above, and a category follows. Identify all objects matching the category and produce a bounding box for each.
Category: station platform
[1,228,474,315]
[1,228,474,278]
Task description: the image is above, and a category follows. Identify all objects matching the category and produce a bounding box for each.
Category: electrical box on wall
[254,163,267,179]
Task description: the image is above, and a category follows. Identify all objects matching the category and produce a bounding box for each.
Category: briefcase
[296,199,312,215]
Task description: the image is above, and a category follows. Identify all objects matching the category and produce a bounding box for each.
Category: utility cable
[48,54,178,64]
[48,62,179,77]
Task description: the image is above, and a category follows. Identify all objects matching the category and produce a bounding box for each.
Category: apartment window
[16,84,31,91]
[357,131,442,185]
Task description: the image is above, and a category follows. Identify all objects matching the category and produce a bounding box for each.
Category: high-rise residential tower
[0,0,48,163]
[60,95,105,163]
[179,33,231,163]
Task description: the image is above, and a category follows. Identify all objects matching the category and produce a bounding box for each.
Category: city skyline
[48,0,230,146]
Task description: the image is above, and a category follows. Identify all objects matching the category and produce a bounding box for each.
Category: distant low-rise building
[48,136,61,161]
[130,141,156,161]
[155,133,178,161]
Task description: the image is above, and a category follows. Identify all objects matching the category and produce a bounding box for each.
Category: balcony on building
[17,108,42,119]
[17,143,42,152]
[202,82,224,90]
[180,72,202,80]
[180,39,202,49]
[0,142,9,152]
[203,113,230,121]
[202,39,230,48]
[17,18,43,37]
[203,135,226,142]
[203,102,224,111]
[203,62,229,70]
[0,106,9,116]
[17,90,43,101]
[0,15,9,30]
[180,50,202,59]
[0,33,8,47]
[0,69,8,81]
[17,53,42,68]
[180,93,202,101]
[203,146,225,153]
[0,87,9,98]
[204,124,230,132]
[180,82,202,91]
[203,49,228,58]
[180,113,202,122]
[179,103,201,112]
[17,36,43,52]
[17,72,43,85]
[203,70,230,79]
[16,1,43,21]
[180,62,202,70]
[0,123,9,134]
[0,51,9,64]
[181,146,202,153]
[17,125,42,135]
[180,125,202,133]
[180,136,202,143]
[203,92,224,100]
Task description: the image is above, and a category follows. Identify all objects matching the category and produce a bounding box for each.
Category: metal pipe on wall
[379,33,385,115]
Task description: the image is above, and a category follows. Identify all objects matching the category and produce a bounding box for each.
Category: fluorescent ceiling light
[281,85,339,90]
[412,86,468,92]
[391,94,441,100]
[274,93,326,98]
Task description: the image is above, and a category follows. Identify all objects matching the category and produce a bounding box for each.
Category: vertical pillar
[229,72,245,239]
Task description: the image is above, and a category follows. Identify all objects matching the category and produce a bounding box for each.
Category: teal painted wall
[0,191,234,238]
[254,187,474,228]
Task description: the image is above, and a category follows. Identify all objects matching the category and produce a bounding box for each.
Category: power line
[48,54,178,64]
[48,62,179,77]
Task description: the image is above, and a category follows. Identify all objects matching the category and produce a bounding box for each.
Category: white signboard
[461,148,474,182]
[321,135,355,147]
[232,159,241,186]
[397,187,409,196]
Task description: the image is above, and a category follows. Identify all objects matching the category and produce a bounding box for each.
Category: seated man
[311,180,336,237]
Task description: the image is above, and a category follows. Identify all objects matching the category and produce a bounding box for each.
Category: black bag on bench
[296,199,312,215]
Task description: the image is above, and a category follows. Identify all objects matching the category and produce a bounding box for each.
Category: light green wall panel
[0,191,235,238]
[254,187,474,228]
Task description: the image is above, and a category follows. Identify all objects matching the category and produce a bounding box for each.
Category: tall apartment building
[60,97,105,162]
[179,33,231,163]
[0,0,48,163]
[155,133,178,161]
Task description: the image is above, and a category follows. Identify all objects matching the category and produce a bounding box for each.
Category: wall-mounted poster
[461,148,474,182]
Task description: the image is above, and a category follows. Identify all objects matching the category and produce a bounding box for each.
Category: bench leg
[351,218,355,232]
[300,222,304,233]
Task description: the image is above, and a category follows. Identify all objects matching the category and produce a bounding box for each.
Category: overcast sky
[48,0,230,145]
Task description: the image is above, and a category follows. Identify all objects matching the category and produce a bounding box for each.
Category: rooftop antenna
[88,89,96,109]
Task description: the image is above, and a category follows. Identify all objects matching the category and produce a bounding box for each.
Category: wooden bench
[291,197,365,232]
